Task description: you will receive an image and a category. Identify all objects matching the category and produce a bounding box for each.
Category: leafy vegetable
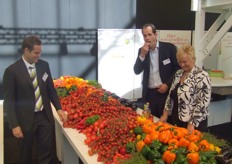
[85,115,100,125]
[102,92,109,102]
[202,132,230,147]
[56,85,77,98]
[87,80,102,88]
[56,87,69,97]
[126,142,136,153]
[122,152,148,164]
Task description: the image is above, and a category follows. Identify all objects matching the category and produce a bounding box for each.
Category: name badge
[42,72,48,82]
[163,58,171,65]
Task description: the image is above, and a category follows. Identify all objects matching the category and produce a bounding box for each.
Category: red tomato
[93,126,99,132]
[93,121,100,127]
[84,139,91,145]
[99,122,105,129]
[90,135,98,141]
[119,147,126,155]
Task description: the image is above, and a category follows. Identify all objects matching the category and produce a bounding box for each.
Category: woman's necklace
[180,71,190,83]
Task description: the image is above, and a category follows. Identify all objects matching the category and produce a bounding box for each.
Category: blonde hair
[176,44,196,62]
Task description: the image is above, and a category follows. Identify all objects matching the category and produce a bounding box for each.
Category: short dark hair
[142,23,157,34]
[22,35,41,52]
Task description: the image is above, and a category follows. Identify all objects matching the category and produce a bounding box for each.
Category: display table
[0,144,3,164]
[208,77,232,126]
[52,106,99,164]
[52,107,159,164]
[211,77,232,95]
[0,100,4,164]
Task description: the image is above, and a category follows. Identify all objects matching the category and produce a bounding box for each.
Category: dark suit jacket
[3,58,61,133]
[134,41,180,102]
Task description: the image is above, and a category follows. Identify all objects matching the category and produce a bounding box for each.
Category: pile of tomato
[55,77,141,164]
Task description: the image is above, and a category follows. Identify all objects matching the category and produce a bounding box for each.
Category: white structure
[193,0,232,67]
[192,0,232,126]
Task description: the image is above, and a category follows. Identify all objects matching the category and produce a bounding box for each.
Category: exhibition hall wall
[0,0,137,99]
[98,29,232,99]
[0,0,231,100]
[98,29,191,99]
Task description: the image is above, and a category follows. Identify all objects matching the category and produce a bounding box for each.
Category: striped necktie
[29,67,43,111]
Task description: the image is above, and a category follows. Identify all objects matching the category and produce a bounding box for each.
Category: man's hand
[12,126,24,138]
[140,43,150,58]
[57,110,68,122]
[157,83,168,94]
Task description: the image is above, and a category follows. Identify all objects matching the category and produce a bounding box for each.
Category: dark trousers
[147,88,168,118]
[19,110,54,164]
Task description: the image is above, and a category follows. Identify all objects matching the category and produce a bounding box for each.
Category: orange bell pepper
[150,131,160,140]
[171,128,184,139]
[158,130,172,144]
[188,142,199,153]
[199,139,210,151]
[168,138,179,150]
[136,140,145,152]
[142,124,154,134]
[187,152,199,164]
[178,137,190,147]
[144,134,152,144]
[162,150,176,164]
[187,130,202,143]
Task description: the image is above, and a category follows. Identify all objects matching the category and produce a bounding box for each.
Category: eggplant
[216,146,232,164]
[215,156,232,164]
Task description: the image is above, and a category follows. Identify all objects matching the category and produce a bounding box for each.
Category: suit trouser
[19,110,53,164]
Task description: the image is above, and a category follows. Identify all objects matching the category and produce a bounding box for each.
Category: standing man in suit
[134,23,180,119]
[3,35,67,164]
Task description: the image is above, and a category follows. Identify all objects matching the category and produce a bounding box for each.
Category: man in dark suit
[134,23,180,119]
[3,35,67,164]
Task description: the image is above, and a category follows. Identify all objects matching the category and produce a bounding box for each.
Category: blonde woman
[159,44,211,133]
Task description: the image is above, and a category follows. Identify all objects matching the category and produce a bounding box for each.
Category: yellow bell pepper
[136,116,147,124]
[136,134,141,140]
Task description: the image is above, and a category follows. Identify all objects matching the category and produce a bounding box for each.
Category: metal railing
[0,26,97,45]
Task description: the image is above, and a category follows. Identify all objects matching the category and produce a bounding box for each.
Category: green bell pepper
[160,144,168,154]
[126,142,135,153]
[148,149,162,162]
[150,140,162,150]
[141,133,146,140]
[141,145,151,159]
[173,154,188,164]
[173,147,187,155]
[209,157,217,164]
[133,126,143,135]
[153,158,165,164]
[199,150,218,159]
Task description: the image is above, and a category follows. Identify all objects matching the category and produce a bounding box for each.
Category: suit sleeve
[134,48,147,75]
[3,67,19,129]
[165,44,180,87]
[46,63,62,111]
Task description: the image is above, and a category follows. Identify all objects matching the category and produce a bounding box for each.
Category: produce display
[54,76,231,164]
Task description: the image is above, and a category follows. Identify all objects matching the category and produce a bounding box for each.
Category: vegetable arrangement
[130,119,222,164]
[54,76,139,163]
[54,76,231,164]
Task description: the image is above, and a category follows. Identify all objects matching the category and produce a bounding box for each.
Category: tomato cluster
[58,84,140,163]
